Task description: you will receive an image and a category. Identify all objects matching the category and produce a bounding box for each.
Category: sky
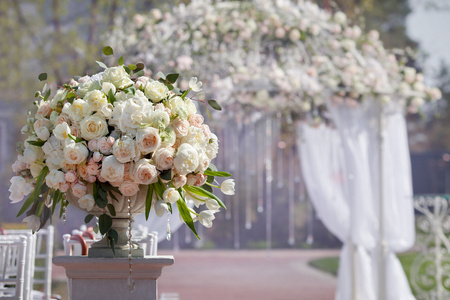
[406,1,450,83]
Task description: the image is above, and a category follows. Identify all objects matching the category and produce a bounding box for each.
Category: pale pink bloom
[65,170,77,183]
[72,182,87,198]
[59,182,70,193]
[173,174,187,189]
[119,181,140,196]
[93,151,103,162]
[188,114,204,128]
[195,173,207,186]
[88,139,99,152]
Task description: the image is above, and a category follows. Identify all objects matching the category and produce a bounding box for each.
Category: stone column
[53,256,174,300]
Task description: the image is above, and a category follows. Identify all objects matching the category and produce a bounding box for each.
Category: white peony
[79,115,109,141]
[45,169,65,190]
[101,156,125,182]
[63,140,89,165]
[78,194,95,211]
[9,176,34,203]
[144,80,169,102]
[173,143,199,175]
[102,66,133,89]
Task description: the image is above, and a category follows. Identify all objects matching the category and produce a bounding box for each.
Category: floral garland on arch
[9,46,235,248]
[107,0,441,123]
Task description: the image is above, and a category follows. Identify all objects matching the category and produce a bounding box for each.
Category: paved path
[158,249,338,300]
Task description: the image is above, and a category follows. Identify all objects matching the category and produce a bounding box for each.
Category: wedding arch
[107,0,441,299]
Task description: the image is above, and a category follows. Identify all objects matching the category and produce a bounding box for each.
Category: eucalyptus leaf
[166,73,179,83]
[96,61,107,69]
[107,204,116,216]
[99,214,112,235]
[208,100,222,111]
[136,62,145,70]
[118,56,124,65]
[134,69,145,77]
[38,73,47,81]
[102,46,114,56]
[84,214,95,223]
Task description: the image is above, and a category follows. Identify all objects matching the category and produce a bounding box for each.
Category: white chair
[134,231,158,256]
[0,235,28,300]
[3,230,36,300]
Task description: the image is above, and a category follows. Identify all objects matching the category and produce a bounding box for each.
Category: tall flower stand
[53,256,174,300]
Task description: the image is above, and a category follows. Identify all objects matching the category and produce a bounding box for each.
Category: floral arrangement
[9,46,235,248]
[107,0,441,122]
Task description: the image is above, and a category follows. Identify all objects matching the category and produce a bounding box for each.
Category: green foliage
[102,46,114,56]
[38,73,47,81]
[16,166,49,217]
[207,100,222,111]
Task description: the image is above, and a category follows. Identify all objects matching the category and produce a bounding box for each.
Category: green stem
[205,182,220,188]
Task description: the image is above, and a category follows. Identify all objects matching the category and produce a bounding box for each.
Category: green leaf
[27,140,46,147]
[177,199,199,239]
[157,71,166,80]
[145,184,154,220]
[68,133,83,143]
[95,189,108,208]
[124,66,131,74]
[202,184,213,193]
[118,56,124,65]
[107,88,116,104]
[203,170,232,177]
[180,89,190,99]
[206,175,214,184]
[84,214,95,223]
[16,167,49,217]
[99,214,112,235]
[107,204,116,216]
[66,92,76,104]
[102,46,114,56]
[128,64,137,71]
[184,185,226,209]
[166,73,179,84]
[109,191,119,202]
[160,169,171,181]
[108,228,118,243]
[136,62,145,71]
[43,89,51,101]
[38,73,47,81]
[123,86,136,95]
[96,61,107,69]
[153,180,166,199]
[133,69,145,77]
[208,100,222,111]
[52,189,62,214]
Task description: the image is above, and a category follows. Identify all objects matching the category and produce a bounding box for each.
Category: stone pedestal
[53,256,174,300]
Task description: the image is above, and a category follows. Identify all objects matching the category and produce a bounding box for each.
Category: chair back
[0,235,27,300]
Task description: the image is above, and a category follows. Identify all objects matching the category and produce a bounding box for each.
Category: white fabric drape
[298,99,415,300]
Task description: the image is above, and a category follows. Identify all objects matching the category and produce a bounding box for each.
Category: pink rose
[195,173,207,186]
[72,182,87,198]
[65,170,77,183]
[188,114,204,128]
[152,147,174,170]
[133,159,158,185]
[77,165,90,181]
[88,175,97,183]
[86,162,100,176]
[98,137,112,154]
[172,118,190,137]
[186,174,197,186]
[173,174,187,189]
[119,181,140,197]
[59,182,70,193]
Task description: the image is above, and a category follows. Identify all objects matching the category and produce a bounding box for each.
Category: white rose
[151,109,170,130]
[133,159,158,185]
[101,156,125,182]
[23,215,41,232]
[9,176,34,203]
[62,99,90,122]
[144,81,169,103]
[80,115,109,141]
[119,180,140,197]
[85,90,108,111]
[171,118,190,137]
[198,210,215,228]
[63,140,89,165]
[112,136,138,163]
[173,143,199,175]
[98,103,114,119]
[163,188,180,204]
[153,147,175,170]
[103,66,133,89]
[136,127,161,154]
[45,169,65,189]
[76,76,100,98]
[78,194,95,211]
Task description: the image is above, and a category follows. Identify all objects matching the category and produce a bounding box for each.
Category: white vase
[66,184,149,258]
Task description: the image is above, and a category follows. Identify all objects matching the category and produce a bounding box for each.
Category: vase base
[88,247,144,258]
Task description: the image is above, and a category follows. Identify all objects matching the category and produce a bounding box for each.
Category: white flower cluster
[10,61,233,232]
[107,0,441,122]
